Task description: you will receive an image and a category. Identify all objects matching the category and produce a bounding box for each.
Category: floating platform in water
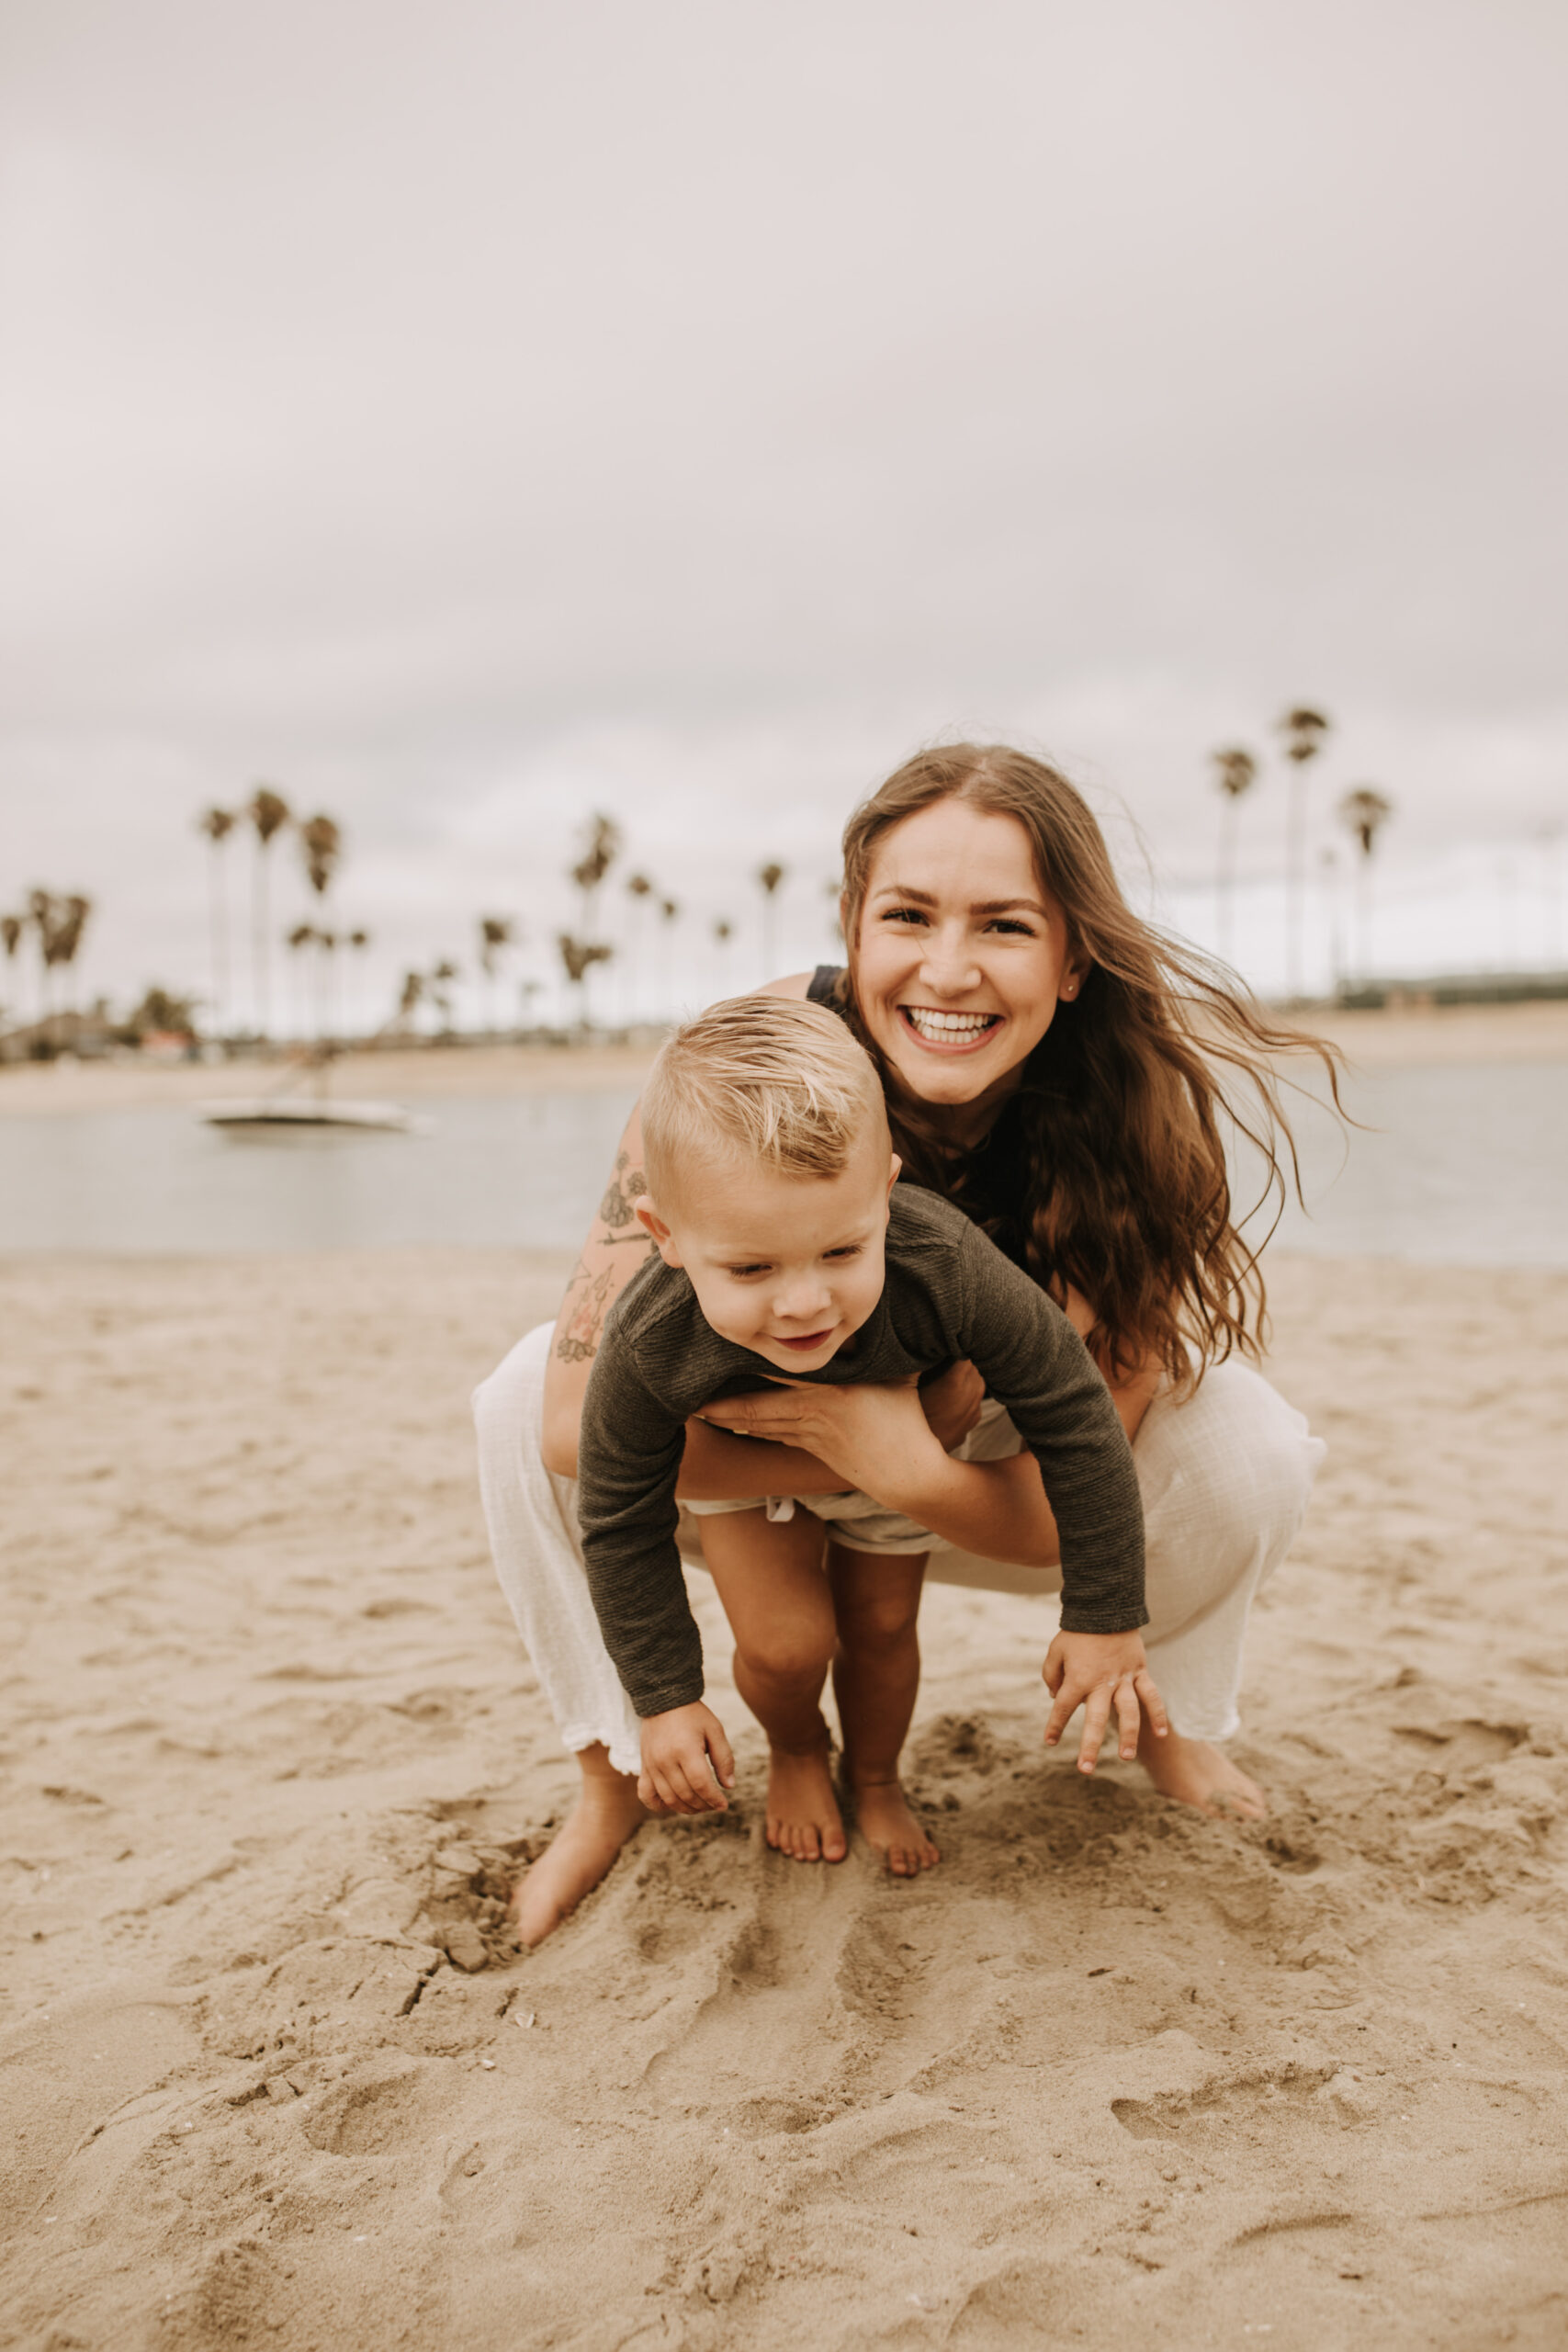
[200,1097,427,1134]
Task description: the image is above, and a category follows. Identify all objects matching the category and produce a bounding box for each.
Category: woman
[475,743,1331,1945]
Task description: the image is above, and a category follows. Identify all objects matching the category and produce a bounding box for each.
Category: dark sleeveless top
[806,965,1037,1281]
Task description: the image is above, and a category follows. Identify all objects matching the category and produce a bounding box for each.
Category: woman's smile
[898,1005,1002,1051]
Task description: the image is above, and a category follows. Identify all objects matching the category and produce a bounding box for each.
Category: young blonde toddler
[576,996,1167,1872]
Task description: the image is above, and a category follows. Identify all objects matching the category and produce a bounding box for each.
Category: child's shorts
[682,1398,1021,1558]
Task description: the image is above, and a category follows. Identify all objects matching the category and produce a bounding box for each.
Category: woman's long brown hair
[839,742,1343,1388]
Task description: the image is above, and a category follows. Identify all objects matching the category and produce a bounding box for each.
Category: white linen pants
[473,1323,1325,1777]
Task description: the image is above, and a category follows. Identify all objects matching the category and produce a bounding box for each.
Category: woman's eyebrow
[870,884,1048,917]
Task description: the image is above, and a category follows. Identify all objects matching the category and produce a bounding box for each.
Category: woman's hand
[1042,1630,1168,1772]
[697,1379,941,1515]
[917,1358,986,1453]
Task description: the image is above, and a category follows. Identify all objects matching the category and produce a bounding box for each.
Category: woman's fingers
[701,1398,797,1442]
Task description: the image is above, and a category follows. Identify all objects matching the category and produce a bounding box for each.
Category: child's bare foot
[1137,1719,1267,1821]
[512,1759,646,1947]
[851,1775,939,1876]
[766,1743,848,1862]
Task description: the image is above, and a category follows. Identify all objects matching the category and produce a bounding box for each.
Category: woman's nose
[919,922,983,995]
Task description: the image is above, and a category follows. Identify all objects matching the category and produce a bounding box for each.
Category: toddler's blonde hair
[640,995,887,1208]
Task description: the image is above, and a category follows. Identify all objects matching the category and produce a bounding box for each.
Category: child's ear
[886,1152,902,1199]
[635,1196,683,1267]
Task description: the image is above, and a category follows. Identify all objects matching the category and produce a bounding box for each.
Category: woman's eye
[986,917,1036,936]
[880,906,929,926]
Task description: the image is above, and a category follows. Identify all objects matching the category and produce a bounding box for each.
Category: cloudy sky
[3,0,1564,1027]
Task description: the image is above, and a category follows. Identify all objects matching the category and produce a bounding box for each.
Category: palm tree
[478,915,517,1035]
[347,929,370,1044]
[1275,707,1330,1001]
[22,892,93,1050]
[396,969,425,1035]
[26,890,52,1034]
[287,921,317,1041]
[623,873,654,1025]
[570,813,621,932]
[1210,748,1258,967]
[2,911,25,1032]
[558,934,612,1033]
[299,813,342,901]
[52,896,92,1043]
[756,861,785,978]
[1536,823,1563,969]
[246,786,291,1040]
[1337,786,1394,987]
[430,958,460,1035]
[197,806,237,1036]
[296,818,344,1041]
[658,897,680,1020]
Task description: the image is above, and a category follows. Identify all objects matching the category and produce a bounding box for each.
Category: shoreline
[2,995,1565,1117]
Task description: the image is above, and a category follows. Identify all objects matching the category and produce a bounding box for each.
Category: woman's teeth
[903,1008,997,1042]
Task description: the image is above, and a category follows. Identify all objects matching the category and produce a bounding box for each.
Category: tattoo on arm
[597,1149,649,1235]
[553,1234,655,1364]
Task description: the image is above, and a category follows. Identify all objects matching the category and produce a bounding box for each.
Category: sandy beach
[2,1238,1564,2350]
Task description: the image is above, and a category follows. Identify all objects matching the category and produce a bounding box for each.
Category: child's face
[637,1131,899,1374]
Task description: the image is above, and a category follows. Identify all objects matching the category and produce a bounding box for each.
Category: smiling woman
[846,796,1086,1147]
[474,742,1337,1946]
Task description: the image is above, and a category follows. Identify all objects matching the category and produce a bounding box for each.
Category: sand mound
[1,1249,1564,2349]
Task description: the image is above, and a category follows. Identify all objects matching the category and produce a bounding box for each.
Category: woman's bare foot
[851,1775,939,1877]
[1137,1719,1267,1820]
[766,1743,848,1862]
[512,1747,646,1947]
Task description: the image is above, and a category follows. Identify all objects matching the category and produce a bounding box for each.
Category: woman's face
[849,798,1087,1134]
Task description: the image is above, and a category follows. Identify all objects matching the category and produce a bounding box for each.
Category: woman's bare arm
[1061,1283,1163,1445]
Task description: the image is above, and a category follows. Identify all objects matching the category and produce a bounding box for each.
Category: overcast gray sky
[3,0,1564,1023]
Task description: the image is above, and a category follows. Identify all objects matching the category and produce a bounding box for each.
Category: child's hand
[1043,1630,1168,1773]
[638,1702,736,1816]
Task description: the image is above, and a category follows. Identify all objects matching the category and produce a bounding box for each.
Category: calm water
[0,1060,1563,1265]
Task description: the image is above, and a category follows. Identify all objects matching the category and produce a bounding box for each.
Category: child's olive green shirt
[577,1182,1146,1720]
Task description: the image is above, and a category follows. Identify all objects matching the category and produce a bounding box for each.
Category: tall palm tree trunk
[1217,793,1239,964]
[209,842,229,1035]
[1284,766,1307,1000]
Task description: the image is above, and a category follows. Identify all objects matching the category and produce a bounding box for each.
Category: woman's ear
[1059,956,1091,1004]
[634,1197,682,1266]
